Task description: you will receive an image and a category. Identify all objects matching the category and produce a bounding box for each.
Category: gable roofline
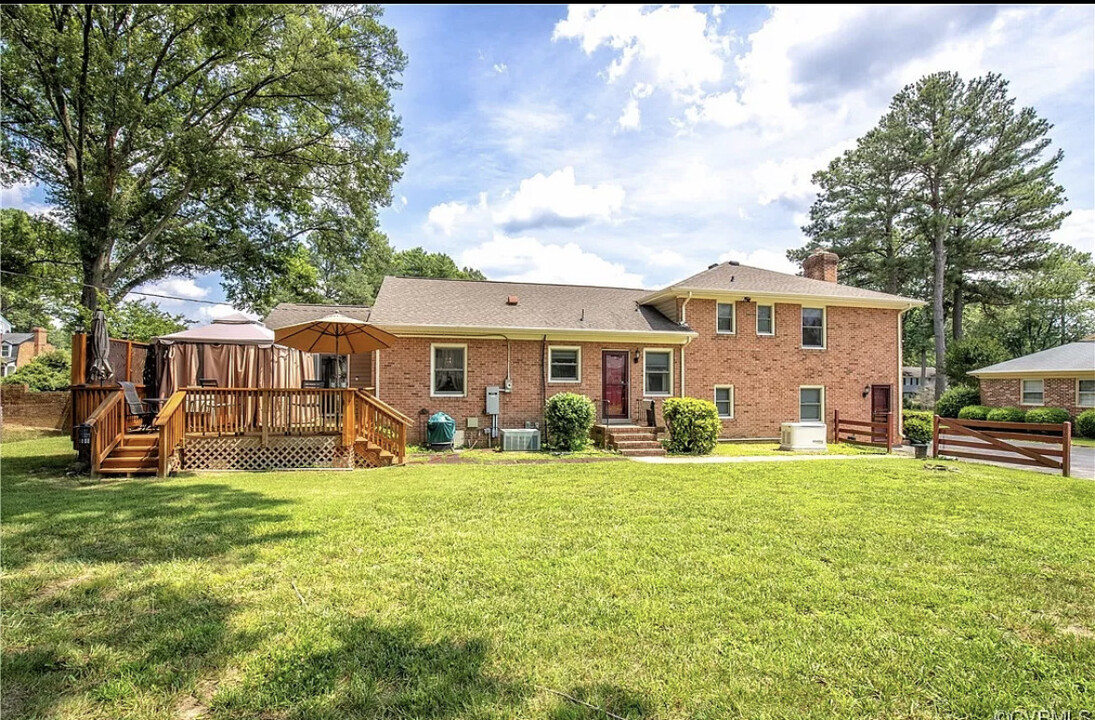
[385,274,650,293]
[639,286,923,310]
[969,339,1095,377]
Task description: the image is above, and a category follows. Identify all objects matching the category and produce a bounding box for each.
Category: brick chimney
[32,327,49,353]
[802,250,839,283]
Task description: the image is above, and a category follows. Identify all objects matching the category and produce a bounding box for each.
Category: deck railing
[85,391,125,474]
[182,387,347,439]
[354,390,412,465]
[72,385,136,441]
[153,391,187,476]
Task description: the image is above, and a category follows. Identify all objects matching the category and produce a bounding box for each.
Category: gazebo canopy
[156,312,274,346]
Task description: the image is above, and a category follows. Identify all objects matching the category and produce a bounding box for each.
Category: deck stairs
[97,434,159,476]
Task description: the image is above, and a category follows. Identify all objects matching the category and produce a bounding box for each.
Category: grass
[408,445,620,465]
[709,441,886,457]
[2,437,1093,719]
[1069,436,1095,448]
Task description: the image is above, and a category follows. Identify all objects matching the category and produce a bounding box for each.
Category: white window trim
[714,385,734,419]
[756,303,775,337]
[548,345,582,384]
[643,348,673,397]
[801,307,826,350]
[430,343,467,398]
[716,302,736,335]
[1078,378,1095,408]
[799,385,825,422]
[1020,378,1044,407]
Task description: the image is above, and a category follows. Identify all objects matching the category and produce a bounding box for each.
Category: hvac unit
[500,428,540,452]
[780,422,827,451]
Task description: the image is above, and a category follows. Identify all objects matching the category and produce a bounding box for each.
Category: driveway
[938,440,1094,479]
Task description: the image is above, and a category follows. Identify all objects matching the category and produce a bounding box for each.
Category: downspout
[541,334,547,430]
[679,293,693,398]
[680,335,694,397]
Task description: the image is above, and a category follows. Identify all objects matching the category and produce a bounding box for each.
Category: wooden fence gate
[933,416,1072,477]
[833,410,894,451]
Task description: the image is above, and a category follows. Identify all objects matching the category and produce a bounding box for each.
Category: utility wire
[0,268,229,306]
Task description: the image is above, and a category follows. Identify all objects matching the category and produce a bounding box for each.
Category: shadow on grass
[3,577,247,719]
[218,617,528,719]
[2,444,307,570]
[547,683,651,720]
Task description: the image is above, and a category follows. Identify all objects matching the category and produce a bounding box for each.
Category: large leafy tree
[795,72,1068,398]
[0,208,78,330]
[2,4,407,313]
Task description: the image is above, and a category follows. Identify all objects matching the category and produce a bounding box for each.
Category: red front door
[602,351,629,420]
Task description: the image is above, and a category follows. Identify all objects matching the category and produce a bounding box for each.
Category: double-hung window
[644,350,672,396]
[431,344,466,396]
[714,386,734,418]
[548,347,580,383]
[800,386,824,422]
[756,304,774,336]
[802,307,825,348]
[1079,379,1095,408]
[1021,379,1044,406]
[717,303,735,334]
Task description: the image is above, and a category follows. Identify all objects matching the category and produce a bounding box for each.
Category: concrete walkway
[631,453,910,464]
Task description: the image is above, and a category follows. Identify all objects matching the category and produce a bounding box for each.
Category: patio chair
[119,381,156,429]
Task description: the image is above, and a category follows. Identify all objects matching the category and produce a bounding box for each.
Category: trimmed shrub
[1076,410,1095,439]
[986,407,1026,423]
[957,405,992,420]
[902,410,932,445]
[543,392,596,451]
[935,385,980,418]
[662,397,720,455]
[0,350,70,391]
[1024,407,1071,425]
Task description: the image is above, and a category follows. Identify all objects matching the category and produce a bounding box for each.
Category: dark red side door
[602,351,629,420]
[871,384,892,417]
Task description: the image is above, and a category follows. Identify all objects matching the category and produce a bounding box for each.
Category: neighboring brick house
[1,326,53,377]
[266,251,921,446]
[971,336,1095,418]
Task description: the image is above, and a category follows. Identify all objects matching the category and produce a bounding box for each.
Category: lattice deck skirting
[182,435,354,471]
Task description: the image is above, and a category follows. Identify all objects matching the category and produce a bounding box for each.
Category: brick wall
[682,299,901,439]
[377,337,682,445]
[0,384,72,430]
[980,376,1092,418]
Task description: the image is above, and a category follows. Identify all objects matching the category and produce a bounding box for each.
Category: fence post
[833,409,840,444]
[1063,421,1071,478]
[931,415,940,459]
[886,411,893,453]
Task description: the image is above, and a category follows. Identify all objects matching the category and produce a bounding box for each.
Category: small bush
[543,392,596,451]
[0,350,70,392]
[1025,407,1071,425]
[935,385,980,418]
[957,405,992,420]
[986,407,1026,423]
[902,410,932,445]
[1076,410,1095,438]
[662,397,720,455]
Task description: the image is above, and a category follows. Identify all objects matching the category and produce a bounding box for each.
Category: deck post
[833,409,839,444]
[342,388,356,449]
[71,333,87,386]
[1063,421,1071,478]
[886,411,894,453]
[261,390,271,447]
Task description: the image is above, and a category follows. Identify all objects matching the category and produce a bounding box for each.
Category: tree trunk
[933,227,948,399]
[80,254,109,316]
[952,283,964,341]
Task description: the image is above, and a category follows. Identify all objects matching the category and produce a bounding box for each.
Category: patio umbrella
[87,308,113,384]
[273,314,395,387]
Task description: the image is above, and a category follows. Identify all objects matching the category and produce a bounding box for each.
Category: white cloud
[0,182,53,215]
[1053,208,1095,256]
[425,201,470,236]
[718,248,801,276]
[493,63,507,73]
[461,233,644,287]
[647,249,689,268]
[618,98,641,131]
[200,304,260,322]
[128,277,211,308]
[493,167,625,232]
[753,140,855,206]
[553,5,729,93]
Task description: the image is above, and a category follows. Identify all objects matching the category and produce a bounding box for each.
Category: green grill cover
[426,411,456,446]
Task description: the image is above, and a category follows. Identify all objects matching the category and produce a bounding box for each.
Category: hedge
[543,392,596,451]
[1076,410,1095,439]
[957,405,992,420]
[986,407,1026,423]
[902,410,932,445]
[662,397,721,455]
[1024,407,1071,425]
[936,385,980,418]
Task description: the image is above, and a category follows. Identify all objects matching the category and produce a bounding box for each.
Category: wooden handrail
[355,389,414,425]
[153,390,187,477]
[85,391,126,475]
[353,390,410,465]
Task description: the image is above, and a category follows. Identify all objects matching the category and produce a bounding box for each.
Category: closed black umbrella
[88,308,113,384]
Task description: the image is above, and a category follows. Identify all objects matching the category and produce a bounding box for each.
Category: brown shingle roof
[369,276,689,335]
[263,303,371,330]
[643,262,921,307]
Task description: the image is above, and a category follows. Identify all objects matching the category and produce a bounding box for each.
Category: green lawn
[709,441,886,457]
[3,437,1093,719]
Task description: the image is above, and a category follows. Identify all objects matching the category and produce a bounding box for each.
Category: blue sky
[4,4,1093,322]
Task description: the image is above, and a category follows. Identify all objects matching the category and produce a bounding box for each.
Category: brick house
[970,336,1095,418]
[1,326,53,377]
[265,251,921,446]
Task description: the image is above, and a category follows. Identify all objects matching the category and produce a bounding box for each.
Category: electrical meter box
[485,386,500,415]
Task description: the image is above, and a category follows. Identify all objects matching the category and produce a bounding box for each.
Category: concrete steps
[598,426,666,457]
